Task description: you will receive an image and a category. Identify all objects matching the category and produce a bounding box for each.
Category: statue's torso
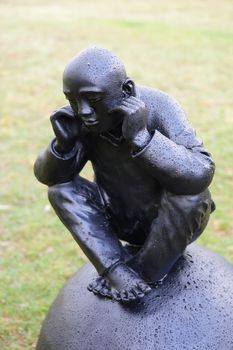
[89,135,161,241]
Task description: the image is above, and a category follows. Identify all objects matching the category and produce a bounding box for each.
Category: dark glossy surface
[34,47,215,301]
[36,244,233,350]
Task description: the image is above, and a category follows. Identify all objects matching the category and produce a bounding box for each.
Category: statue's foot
[106,262,152,302]
[87,276,112,298]
[88,262,151,302]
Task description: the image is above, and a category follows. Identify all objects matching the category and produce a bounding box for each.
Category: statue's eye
[68,99,79,113]
[65,94,72,100]
[67,97,77,106]
[88,96,102,103]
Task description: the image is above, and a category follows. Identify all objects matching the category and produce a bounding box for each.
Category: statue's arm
[34,105,88,186]
[34,139,87,186]
[132,92,215,195]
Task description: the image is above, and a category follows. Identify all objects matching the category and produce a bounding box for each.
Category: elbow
[34,160,47,186]
[182,160,215,195]
[194,147,215,189]
[192,168,214,194]
[33,157,53,186]
[194,156,215,191]
[167,160,215,195]
[183,151,215,194]
[33,147,59,186]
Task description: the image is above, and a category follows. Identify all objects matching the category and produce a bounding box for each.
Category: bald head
[63,47,127,93]
[62,48,134,134]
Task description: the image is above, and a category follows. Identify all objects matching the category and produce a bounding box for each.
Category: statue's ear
[122,78,135,97]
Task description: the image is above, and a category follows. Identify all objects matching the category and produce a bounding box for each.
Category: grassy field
[0,0,232,349]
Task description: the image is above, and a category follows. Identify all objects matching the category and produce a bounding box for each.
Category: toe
[87,284,94,291]
[92,283,103,294]
[144,285,152,294]
[99,286,111,298]
[137,281,151,294]
[121,290,130,302]
[127,290,136,301]
[132,286,145,299]
[99,277,107,287]
[87,276,104,291]
[111,289,121,301]
[87,281,98,291]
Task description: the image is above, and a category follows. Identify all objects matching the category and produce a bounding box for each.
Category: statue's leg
[48,175,152,301]
[129,189,214,283]
[48,175,125,275]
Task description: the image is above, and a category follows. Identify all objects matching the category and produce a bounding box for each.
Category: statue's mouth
[84,119,99,126]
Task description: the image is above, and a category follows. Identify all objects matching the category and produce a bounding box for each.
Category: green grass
[0,0,232,348]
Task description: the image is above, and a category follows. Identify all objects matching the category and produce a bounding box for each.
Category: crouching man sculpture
[34,47,215,302]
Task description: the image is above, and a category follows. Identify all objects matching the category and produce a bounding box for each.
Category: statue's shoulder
[138,85,180,110]
[138,85,189,136]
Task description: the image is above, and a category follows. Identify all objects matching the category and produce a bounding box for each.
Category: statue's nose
[78,100,93,117]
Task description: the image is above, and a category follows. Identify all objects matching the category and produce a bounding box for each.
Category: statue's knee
[161,190,213,244]
[163,189,212,218]
[48,181,73,206]
[48,176,101,209]
[48,185,57,205]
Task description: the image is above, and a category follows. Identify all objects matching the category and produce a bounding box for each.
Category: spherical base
[37,244,233,350]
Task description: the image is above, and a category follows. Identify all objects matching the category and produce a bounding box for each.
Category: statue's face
[63,70,124,134]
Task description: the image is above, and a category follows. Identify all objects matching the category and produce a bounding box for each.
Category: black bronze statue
[34,47,215,303]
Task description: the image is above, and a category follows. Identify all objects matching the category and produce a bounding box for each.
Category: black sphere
[37,244,233,350]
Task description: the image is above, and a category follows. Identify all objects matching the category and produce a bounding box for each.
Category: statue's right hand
[50,105,81,154]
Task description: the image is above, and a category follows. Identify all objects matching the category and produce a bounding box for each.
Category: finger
[52,115,79,131]
[52,119,66,135]
[128,96,143,104]
[122,96,144,108]
[122,101,140,111]
[112,105,135,116]
[122,101,145,113]
[110,103,139,115]
[120,104,139,114]
[50,105,75,121]
[122,96,142,104]
[52,119,71,140]
[109,105,129,115]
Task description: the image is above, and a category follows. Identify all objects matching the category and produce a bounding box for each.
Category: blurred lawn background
[0,0,232,348]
